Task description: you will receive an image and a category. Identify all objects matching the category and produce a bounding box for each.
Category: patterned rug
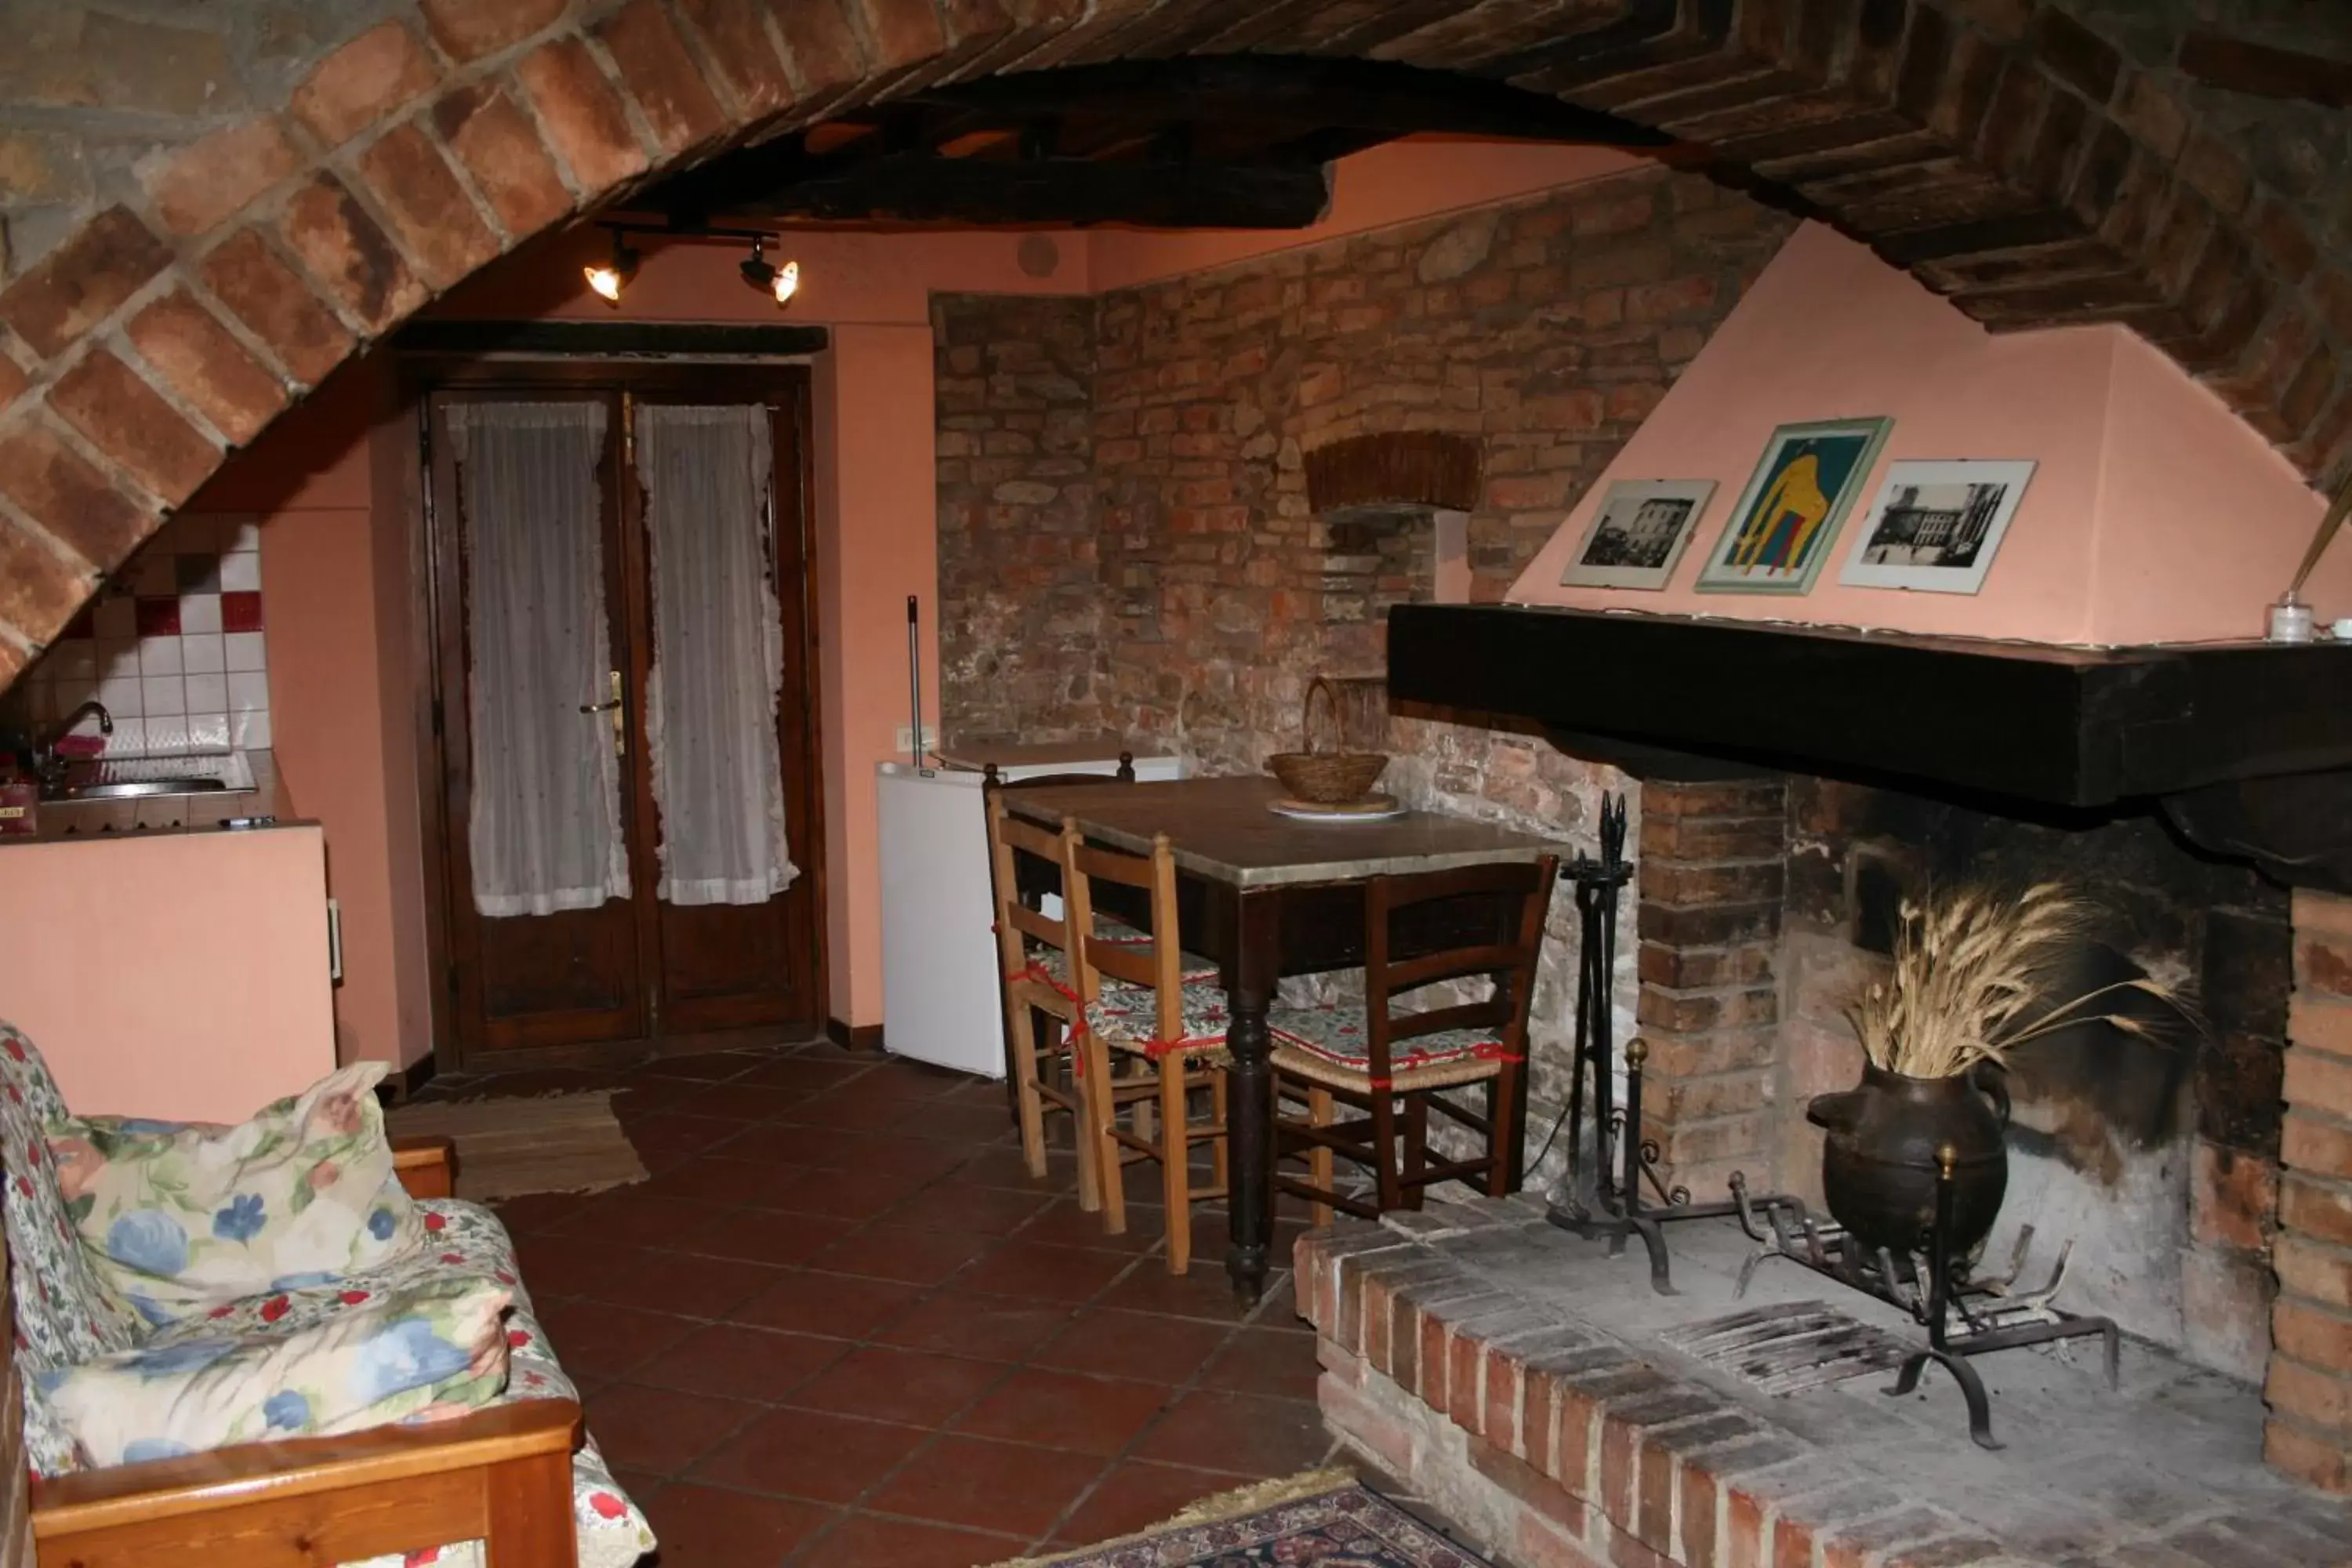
[985,1469,1496,1568]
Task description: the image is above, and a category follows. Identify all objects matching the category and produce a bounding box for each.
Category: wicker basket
[1265,677,1389,804]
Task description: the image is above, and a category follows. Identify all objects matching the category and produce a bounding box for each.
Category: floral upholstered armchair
[0,1024,654,1567]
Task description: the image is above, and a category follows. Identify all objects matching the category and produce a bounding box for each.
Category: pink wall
[1510,223,2342,644]
[1085,139,1641,291]
[0,827,336,1120]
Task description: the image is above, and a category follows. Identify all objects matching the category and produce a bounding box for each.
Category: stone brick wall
[933,292,1106,742]
[2271,888,2352,1491]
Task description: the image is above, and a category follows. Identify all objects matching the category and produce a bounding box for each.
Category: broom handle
[2288,470,2352,598]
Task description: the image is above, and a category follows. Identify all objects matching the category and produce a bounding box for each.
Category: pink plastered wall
[1509,222,2345,645]
[0,827,336,1120]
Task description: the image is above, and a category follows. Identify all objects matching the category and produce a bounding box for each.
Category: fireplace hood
[1385,603,2352,889]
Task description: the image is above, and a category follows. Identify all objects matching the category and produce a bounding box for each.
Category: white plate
[1268,799,1406,823]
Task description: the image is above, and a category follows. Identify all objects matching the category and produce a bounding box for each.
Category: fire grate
[1661,1301,1915,1396]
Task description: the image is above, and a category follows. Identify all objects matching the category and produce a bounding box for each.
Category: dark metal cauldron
[1806,1062,2011,1255]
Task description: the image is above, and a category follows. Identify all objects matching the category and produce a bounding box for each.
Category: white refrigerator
[876,742,1183,1077]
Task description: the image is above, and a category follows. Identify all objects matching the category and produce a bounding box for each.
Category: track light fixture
[583,230,640,304]
[583,223,802,310]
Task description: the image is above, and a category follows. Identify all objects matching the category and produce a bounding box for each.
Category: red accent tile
[581,1384,759,1475]
[133,596,180,636]
[629,1323,844,1403]
[219,590,263,631]
[786,1345,1004,1428]
[953,1367,1174,1456]
[866,1435,1105,1537]
[687,1406,927,1501]
[637,1483,835,1566]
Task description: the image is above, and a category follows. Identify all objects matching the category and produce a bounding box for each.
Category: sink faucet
[33,701,111,786]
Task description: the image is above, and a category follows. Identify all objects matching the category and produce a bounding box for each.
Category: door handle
[580,670,623,756]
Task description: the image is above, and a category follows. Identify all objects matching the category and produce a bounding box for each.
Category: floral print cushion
[1083,975,1232,1058]
[53,1061,426,1329]
[1026,942,1218,1001]
[38,1273,512,1468]
[0,1026,143,1378]
[1267,1000,1518,1081]
[133,1200,653,1568]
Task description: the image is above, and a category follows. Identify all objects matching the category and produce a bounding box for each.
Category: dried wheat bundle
[1845,881,2180,1080]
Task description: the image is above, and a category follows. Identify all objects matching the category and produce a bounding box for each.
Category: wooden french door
[425,368,823,1065]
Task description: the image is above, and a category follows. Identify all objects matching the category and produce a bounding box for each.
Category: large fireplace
[1301,601,2352,1563]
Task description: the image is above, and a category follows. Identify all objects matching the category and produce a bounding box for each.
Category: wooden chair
[26,1137,583,1568]
[1062,826,1231,1273]
[1273,856,1559,1224]
[985,789,1101,1210]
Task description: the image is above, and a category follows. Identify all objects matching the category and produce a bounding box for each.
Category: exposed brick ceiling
[0,0,2348,679]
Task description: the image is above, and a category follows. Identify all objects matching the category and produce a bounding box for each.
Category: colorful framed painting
[1695,417,1892,595]
[1560,479,1718,590]
[1837,458,2036,595]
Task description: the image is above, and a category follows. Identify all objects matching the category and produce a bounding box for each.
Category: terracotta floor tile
[764,1127,964,1174]
[677,1207,854,1268]
[956,1145,1084,1193]
[754,1165,936,1221]
[509,1232,615,1300]
[953,1367,1175,1456]
[956,1241,1135,1304]
[786,1345,1007,1428]
[1130,1388,1335,1477]
[1097,1261,1269,1323]
[621,1111,766,1170]
[582,1383,760,1475]
[1033,1308,1232,1386]
[891,1100,1022,1145]
[639,1482,836,1568]
[564,1189,713,1250]
[791,1513,1022,1568]
[570,1247,786,1318]
[638,1152,794,1204]
[877,1290,1076,1363]
[866,1435,1105,1537]
[882,1181,1057,1237]
[665,1081,824,1123]
[729,1269,927,1338]
[532,1298,700,1376]
[687,1406,930,1501]
[641,1051,765,1081]
[1011,1196,1160,1255]
[735,1054,876,1094]
[487,1191,588,1236]
[629,1323,845,1402]
[811,1224,999,1285]
[1051,1461,1255,1547]
[1199,1326,1321,1401]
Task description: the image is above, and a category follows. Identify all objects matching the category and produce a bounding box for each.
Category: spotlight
[739,238,801,309]
[584,231,639,304]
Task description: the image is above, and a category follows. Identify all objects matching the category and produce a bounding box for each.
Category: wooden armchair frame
[28,1136,584,1568]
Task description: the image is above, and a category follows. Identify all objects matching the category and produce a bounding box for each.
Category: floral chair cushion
[53,1061,424,1328]
[1266,1001,1518,1084]
[1082,975,1232,1058]
[37,1273,511,1468]
[0,1025,142,1372]
[129,1199,654,1568]
[1025,942,1218,1002]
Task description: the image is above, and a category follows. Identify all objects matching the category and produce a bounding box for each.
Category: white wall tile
[235,712,270,750]
[97,674,143,717]
[138,637,183,677]
[50,641,96,681]
[184,673,227,713]
[187,713,230,752]
[223,633,266,672]
[100,641,141,683]
[179,594,222,634]
[180,633,224,674]
[141,676,186,717]
[228,672,270,713]
[143,717,190,753]
[219,553,261,592]
[226,521,262,554]
[108,719,146,755]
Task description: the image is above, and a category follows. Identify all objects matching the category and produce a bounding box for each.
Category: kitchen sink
[40,753,256,803]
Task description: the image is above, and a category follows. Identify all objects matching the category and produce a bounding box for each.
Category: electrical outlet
[895,724,939,753]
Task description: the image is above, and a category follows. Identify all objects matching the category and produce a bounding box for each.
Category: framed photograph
[1560,479,1717,590]
[1837,459,2036,595]
[1695,416,1892,595]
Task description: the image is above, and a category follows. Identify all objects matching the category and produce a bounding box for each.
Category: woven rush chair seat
[1083,975,1234,1062]
[1023,924,1216,1002]
[1267,1000,1517,1091]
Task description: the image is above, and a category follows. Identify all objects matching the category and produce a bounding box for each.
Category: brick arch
[0,0,2347,684]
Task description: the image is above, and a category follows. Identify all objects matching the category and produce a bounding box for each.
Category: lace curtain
[449,401,630,918]
[639,404,797,905]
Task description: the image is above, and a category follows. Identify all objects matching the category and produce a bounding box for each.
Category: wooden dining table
[1004,774,1564,1303]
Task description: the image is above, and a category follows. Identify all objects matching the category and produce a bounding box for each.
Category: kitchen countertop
[932,733,1175,771]
[0,751,303,845]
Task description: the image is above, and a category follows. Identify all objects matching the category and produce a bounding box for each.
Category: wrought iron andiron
[1544,793,1740,1292]
[1728,1151,2121,1449]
